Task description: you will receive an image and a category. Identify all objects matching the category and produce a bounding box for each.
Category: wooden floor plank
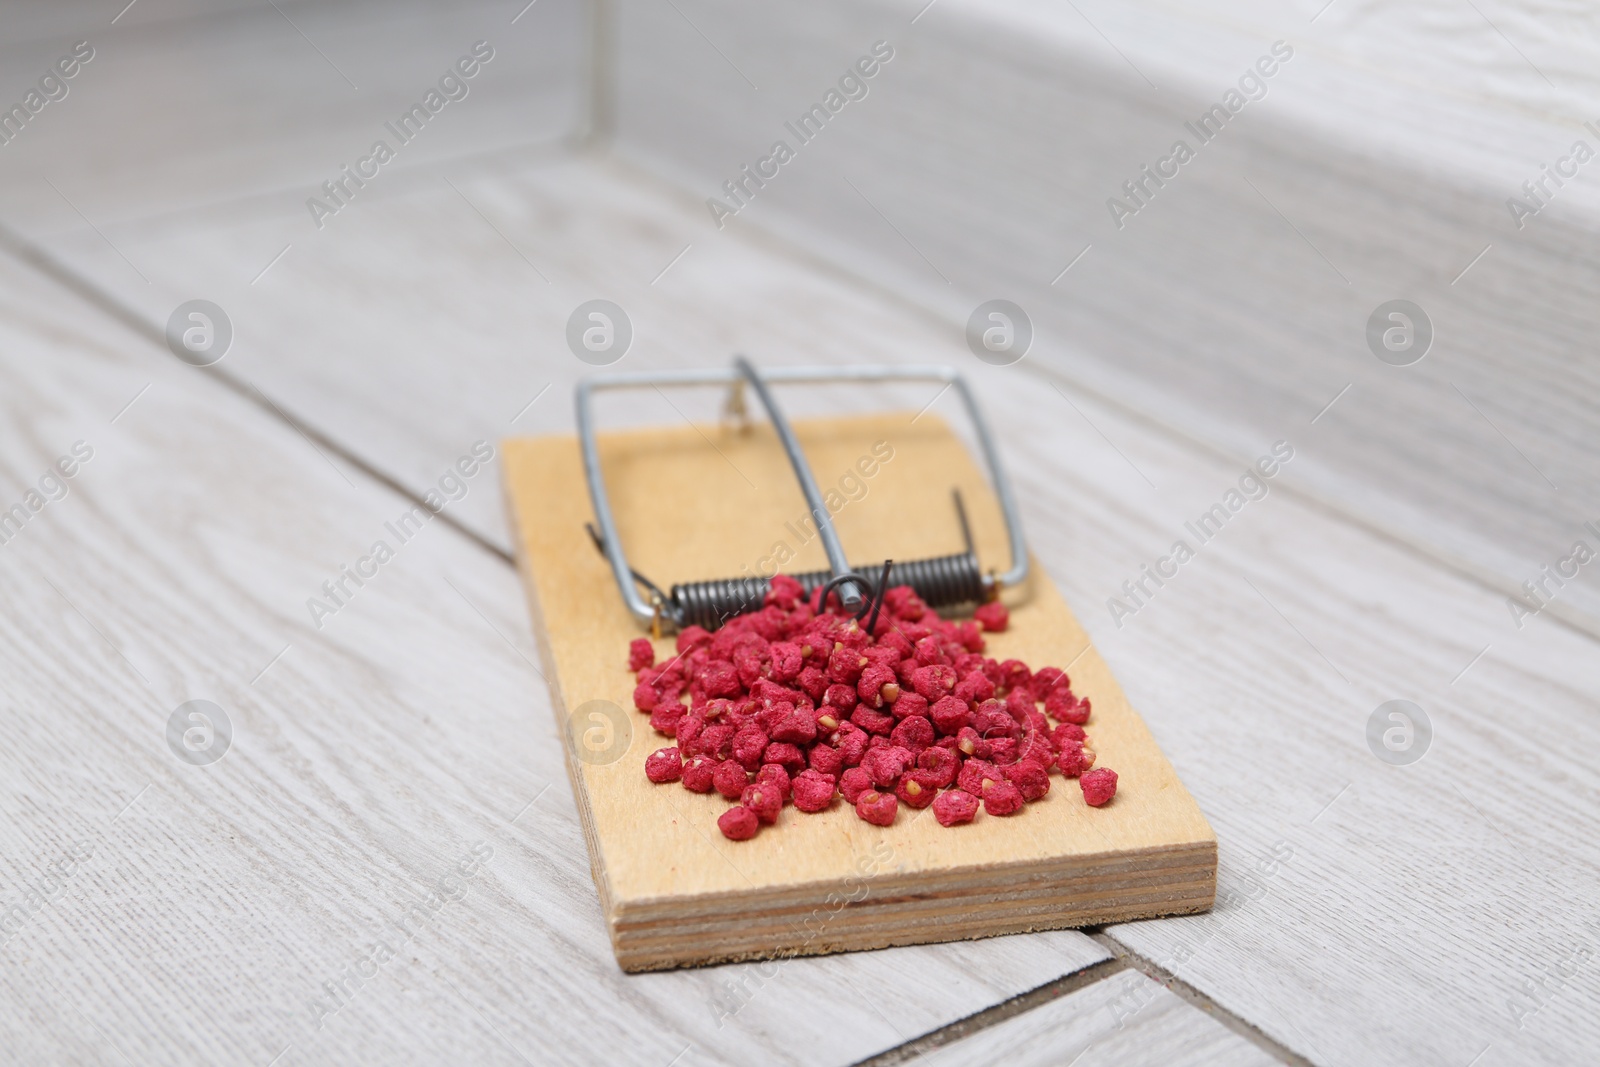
[0,247,1109,1067]
[17,154,1600,1063]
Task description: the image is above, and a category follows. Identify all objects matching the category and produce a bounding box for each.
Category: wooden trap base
[502,412,1215,972]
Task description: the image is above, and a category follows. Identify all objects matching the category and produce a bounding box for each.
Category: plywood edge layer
[613,874,1217,948]
[613,840,1218,924]
[609,843,1216,971]
[612,895,1214,973]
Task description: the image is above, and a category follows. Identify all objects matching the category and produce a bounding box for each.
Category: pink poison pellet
[933,789,979,827]
[855,791,897,826]
[983,780,1024,816]
[974,601,1009,632]
[840,766,874,804]
[645,747,683,783]
[718,806,760,840]
[628,582,1117,838]
[1080,767,1118,807]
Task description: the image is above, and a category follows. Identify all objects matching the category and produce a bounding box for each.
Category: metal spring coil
[669,552,985,631]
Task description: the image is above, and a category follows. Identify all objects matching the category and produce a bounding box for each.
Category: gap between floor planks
[0,222,1319,1066]
[0,220,512,571]
[852,933,1311,1067]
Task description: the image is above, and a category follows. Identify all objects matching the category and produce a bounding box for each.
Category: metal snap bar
[576,359,1030,631]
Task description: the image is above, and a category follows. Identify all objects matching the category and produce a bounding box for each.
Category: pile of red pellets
[629,574,1117,841]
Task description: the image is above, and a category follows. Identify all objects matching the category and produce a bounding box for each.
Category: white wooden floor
[2,4,1598,1065]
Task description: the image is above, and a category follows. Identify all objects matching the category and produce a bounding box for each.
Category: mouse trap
[502,360,1215,972]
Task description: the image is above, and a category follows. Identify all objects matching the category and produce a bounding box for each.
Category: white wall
[0,0,588,231]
